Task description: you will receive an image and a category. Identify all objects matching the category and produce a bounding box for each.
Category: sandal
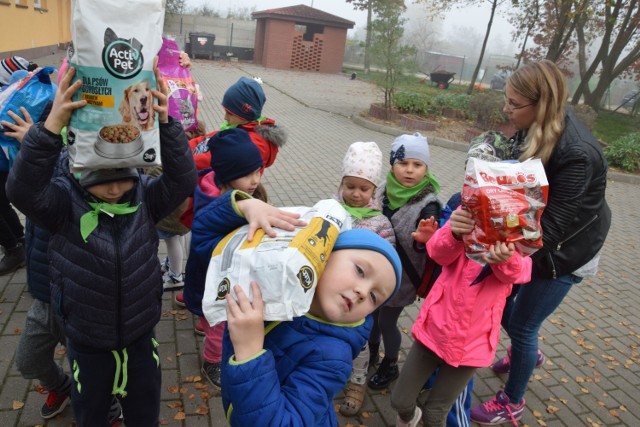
[339,382,366,416]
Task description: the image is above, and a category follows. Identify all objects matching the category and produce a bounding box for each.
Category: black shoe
[108,396,124,427]
[0,243,25,276]
[369,342,380,368]
[367,357,399,390]
[201,361,222,389]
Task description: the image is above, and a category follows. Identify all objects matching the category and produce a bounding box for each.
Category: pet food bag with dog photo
[67,0,164,169]
[202,199,351,326]
[157,37,198,132]
[462,157,548,264]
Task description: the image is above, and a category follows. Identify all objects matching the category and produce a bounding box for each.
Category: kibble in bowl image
[95,124,144,159]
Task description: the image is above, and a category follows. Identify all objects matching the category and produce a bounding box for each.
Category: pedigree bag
[202,199,351,326]
[67,0,164,169]
[462,158,548,264]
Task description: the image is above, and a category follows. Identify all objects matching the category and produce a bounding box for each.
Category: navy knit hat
[208,128,263,188]
[221,77,266,121]
[76,168,139,189]
[333,229,402,305]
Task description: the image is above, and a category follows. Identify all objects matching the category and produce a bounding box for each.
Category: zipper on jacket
[114,219,123,349]
[556,214,599,251]
[547,253,557,279]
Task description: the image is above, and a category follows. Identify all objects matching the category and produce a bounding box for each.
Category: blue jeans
[501,273,583,404]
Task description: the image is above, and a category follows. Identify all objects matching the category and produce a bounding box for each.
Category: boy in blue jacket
[7,66,197,426]
[189,192,402,426]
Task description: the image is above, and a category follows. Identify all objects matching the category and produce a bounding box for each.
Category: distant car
[622,90,639,110]
[490,70,511,91]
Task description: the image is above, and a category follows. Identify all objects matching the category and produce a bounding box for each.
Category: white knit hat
[341,141,383,186]
[390,132,430,166]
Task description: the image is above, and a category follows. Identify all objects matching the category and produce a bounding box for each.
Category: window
[295,22,324,42]
[34,0,47,9]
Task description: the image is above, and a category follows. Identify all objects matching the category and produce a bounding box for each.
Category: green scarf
[385,171,441,211]
[219,115,267,131]
[80,202,141,243]
[340,203,382,220]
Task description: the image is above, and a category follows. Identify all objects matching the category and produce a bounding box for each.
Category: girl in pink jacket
[391,208,532,427]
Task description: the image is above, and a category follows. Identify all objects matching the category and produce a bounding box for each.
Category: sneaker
[492,345,545,374]
[396,406,422,427]
[470,390,525,426]
[162,271,184,291]
[0,243,25,276]
[368,357,399,390]
[174,291,186,308]
[201,361,222,389]
[108,396,124,427]
[160,256,170,274]
[39,387,70,420]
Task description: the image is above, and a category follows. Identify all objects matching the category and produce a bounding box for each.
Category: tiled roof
[252,4,355,29]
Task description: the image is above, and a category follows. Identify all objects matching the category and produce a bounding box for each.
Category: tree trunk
[466,0,497,95]
[364,2,373,74]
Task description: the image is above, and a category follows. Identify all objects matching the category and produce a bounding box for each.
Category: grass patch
[594,110,640,145]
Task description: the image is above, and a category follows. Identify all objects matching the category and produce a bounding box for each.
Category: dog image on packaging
[67,0,164,169]
[202,199,351,326]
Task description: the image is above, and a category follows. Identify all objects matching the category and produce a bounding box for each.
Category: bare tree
[346,0,376,74]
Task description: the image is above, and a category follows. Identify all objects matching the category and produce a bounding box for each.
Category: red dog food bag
[67,0,164,169]
[462,158,548,264]
[157,37,198,133]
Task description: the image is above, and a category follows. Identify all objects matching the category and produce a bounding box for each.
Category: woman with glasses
[470,60,612,426]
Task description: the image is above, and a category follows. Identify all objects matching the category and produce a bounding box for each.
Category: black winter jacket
[513,110,611,279]
[7,119,197,350]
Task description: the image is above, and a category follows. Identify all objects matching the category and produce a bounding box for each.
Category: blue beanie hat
[390,132,430,166]
[333,229,402,305]
[208,128,263,188]
[221,77,266,121]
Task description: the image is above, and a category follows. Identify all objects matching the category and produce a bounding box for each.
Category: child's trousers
[391,341,476,427]
[67,330,161,427]
[201,318,225,364]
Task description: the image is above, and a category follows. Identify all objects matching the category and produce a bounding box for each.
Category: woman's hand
[44,66,86,135]
[152,61,169,124]
[449,209,474,239]
[0,107,33,143]
[412,216,438,243]
[237,198,306,241]
[179,51,192,69]
[226,282,265,362]
[483,241,515,264]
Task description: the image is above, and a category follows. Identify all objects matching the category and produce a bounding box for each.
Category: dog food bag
[157,37,198,132]
[202,199,351,326]
[67,0,164,169]
[462,158,548,264]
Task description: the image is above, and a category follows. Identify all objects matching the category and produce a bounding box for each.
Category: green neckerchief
[80,201,141,242]
[219,115,267,131]
[385,171,441,211]
[340,203,382,220]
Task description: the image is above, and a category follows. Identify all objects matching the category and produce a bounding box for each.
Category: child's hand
[412,216,438,243]
[179,51,192,69]
[0,107,33,143]
[237,198,306,241]
[152,61,169,124]
[226,282,265,362]
[44,66,86,135]
[449,209,474,239]
[483,241,515,264]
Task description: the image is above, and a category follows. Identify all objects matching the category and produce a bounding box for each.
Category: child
[182,127,266,388]
[189,189,402,426]
[6,66,197,426]
[390,146,532,427]
[334,141,395,417]
[368,132,442,390]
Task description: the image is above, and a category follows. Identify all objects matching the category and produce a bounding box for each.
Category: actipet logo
[216,278,231,301]
[297,266,314,293]
[102,28,143,79]
[479,171,537,186]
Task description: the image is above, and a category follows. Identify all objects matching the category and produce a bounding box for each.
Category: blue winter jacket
[188,191,372,426]
[7,119,197,350]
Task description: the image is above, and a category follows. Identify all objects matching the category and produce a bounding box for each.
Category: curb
[352,114,640,186]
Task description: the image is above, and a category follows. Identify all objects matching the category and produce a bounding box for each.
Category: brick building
[252,5,354,74]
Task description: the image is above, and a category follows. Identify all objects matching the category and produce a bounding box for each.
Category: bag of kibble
[66,0,164,169]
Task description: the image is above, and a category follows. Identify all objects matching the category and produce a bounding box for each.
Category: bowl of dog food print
[95,123,143,159]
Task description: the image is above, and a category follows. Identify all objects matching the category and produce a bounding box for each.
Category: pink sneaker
[174,292,185,308]
[492,345,545,374]
[470,390,524,426]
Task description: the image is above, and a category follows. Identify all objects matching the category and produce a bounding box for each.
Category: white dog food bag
[67,0,164,169]
[202,199,351,326]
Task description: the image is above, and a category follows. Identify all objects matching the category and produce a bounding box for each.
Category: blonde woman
[471,60,611,425]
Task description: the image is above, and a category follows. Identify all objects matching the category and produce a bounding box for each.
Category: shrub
[393,92,433,116]
[468,92,508,127]
[605,132,640,172]
[431,93,472,112]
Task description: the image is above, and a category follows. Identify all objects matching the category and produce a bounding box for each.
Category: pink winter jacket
[411,220,532,368]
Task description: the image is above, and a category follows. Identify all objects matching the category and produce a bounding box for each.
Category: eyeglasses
[503,94,536,111]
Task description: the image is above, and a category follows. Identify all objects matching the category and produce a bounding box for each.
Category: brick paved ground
[0,55,638,426]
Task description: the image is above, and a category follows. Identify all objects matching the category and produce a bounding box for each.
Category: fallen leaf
[12,400,24,410]
[362,412,370,418]
[167,385,179,394]
[174,411,186,420]
[167,401,182,409]
[195,405,209,415]
[576,377,585,383]
[160,419,170,425]
[560,377,569,383]
[609,409,619,417]
[532,410,542,417]
[180,387,188,394]
[536,419,547,426]
[547,405,560,414]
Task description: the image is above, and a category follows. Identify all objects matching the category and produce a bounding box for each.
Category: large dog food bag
[462,158,548,264]
[203,199,351,326]
[67,0,164,169]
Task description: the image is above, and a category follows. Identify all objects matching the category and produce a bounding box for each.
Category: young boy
[6,66,197,426]
[189,191,402,426]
